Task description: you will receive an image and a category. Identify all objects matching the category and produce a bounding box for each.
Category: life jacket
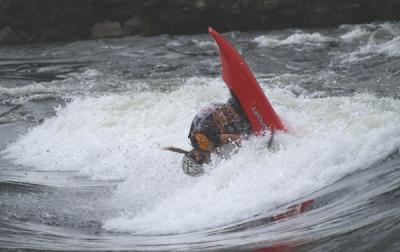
[188,96,251,151]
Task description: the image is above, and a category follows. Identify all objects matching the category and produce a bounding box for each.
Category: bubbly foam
[340,26,372,41]
[0,68,128,98]
[105,93,400,234]
[253,32,333,47]
[340,22,400,62]
[251,23,400,63]
[192,39,215,48]
[4,77,400,234]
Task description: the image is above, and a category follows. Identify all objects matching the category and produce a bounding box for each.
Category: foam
[4,77,400,234]
[104,92,400,234]
[340,22,400,62]
[251,23,400,63]
[253,32,333,47]
[342,36,400,63]
[3,77,226,180]
[0,69,123,98]
[361,37,400,57]
[191,39,215,48]
[0,83,55,96]
[340,26,372,41]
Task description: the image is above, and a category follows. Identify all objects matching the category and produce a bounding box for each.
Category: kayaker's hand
[190,149,211,165]
[219,133,242,144]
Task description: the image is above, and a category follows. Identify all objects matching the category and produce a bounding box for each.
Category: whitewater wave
[251,22,400,64]
[340,22,400,62]
[349,36,400,60]
[4,77,400,234]
[253,32,334,47]
[104,93,400,234]
[339,26,372,41]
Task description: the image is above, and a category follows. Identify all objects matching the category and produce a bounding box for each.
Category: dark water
[1,22,400,251]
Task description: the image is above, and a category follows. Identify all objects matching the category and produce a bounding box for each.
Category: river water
[1,22,400,251]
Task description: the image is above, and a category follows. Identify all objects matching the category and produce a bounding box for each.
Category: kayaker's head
[162,146,210,176]
[182,149,210,176]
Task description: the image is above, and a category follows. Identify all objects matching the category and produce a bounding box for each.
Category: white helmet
[182,154,205,177]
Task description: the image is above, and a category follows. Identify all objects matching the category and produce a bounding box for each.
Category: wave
[339,22,400,62]
[250,22,400,64]
[253,32,334,47]
[3,77,400,235]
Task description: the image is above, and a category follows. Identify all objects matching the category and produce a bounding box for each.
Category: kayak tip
[208,27,216,35]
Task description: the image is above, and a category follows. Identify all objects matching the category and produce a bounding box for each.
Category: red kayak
[209,27,288,134]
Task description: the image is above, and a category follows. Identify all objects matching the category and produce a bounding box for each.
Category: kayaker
[165,94,266,176]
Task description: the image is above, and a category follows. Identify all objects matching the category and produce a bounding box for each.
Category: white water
[252,22,400,63]
[253,31,334,47]
[340,23,400,62]
[3,75,400,234]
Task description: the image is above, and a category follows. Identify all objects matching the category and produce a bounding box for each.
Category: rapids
[1,22,400,251]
